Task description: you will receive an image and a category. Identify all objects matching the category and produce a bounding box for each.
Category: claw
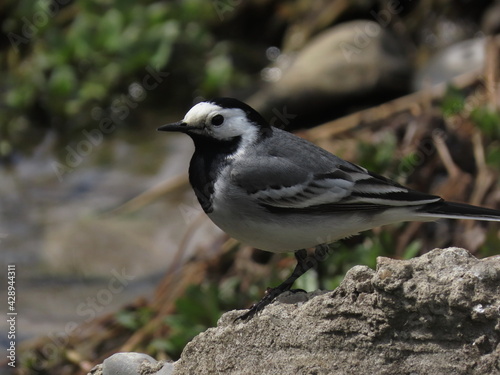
[234,286,287,322]
[233,247,328,323]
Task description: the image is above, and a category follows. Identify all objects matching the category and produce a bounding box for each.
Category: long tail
[417,200,500,222]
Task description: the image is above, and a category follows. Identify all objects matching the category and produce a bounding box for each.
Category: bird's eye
[211,114,224,126]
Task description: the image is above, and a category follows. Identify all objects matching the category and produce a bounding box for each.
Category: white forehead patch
[182,101,259,141]
[183,102,222,127]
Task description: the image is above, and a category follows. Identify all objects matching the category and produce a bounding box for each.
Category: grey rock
[413,37,486,90]
[154,361,174,375]
[88,364,103,374]
[100,353,160,375]
[248,20,411,127]
[90,352,174,375]
[173,248,500,375]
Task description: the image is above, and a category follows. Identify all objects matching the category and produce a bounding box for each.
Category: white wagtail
[158,97,500,320]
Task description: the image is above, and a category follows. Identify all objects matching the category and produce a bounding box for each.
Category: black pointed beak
[157,121,189,132]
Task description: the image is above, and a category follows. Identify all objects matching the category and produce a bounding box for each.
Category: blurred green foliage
[439,85,500,171]
[470,106,500,138]
[356,133,398,174]
[470,106,500,168]
[162,282,224,357]
[479,226,500,257]
[440,85,466,117]
[1,0,245,155]
[116,306,155,331]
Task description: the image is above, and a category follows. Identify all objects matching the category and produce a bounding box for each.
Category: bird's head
[158,98,271,142]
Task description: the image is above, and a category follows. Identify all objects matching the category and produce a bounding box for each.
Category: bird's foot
[234,248,319,323]
[235,286,290,322]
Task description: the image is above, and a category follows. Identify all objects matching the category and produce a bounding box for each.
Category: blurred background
[1,0,500,373]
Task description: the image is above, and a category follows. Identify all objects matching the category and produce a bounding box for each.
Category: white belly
[208,202,424,253]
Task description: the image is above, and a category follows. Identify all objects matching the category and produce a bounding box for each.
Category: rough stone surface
[173,248,500,375]
[88,352,174,375]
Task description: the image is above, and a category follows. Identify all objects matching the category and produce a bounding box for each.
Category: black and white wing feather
[231,156,442,214]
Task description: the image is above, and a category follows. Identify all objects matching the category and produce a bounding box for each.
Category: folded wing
[231,157,442,213]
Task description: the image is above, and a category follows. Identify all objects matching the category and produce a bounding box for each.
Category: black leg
[236,245,330,322]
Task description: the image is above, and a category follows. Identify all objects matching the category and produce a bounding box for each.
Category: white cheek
[213,117,253,139]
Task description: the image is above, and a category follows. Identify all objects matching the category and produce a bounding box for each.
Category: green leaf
[402,240,422,260]
[441,85,465,117]
[5,84,36,108]
[80,80,107,101]
[98,8,125,52]
[48,65,77,96]
[470,107,500,138]
[486,143,500,167]
[115,310,138,330]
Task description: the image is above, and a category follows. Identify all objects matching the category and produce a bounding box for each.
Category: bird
[158,97,500,320]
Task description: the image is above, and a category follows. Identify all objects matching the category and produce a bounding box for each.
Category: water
[0,126,222,349]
